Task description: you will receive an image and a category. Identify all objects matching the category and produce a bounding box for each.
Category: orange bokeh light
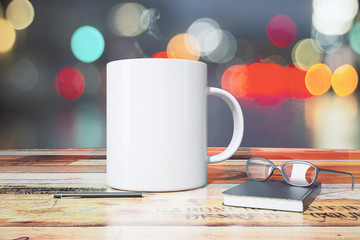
[166,33,200,61]
[305,63,332,96]
[222,65,243,97]
[229,65,249,98]
[332,64,358,97]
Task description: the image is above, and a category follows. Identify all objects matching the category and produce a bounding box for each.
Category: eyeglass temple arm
[318,168,354,190]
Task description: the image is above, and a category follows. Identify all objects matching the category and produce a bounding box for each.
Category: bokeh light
[187,18,221,55]
[288,65,313,99]
[249,63,289,100]
[292,38,323,70]
[221,63,314,104]
[0,19,16,53]
[1,0,360,150]
[6,0,34,30]
[221,65,237,93]
[203,30,237,64]
[331,64,358,97]
[215,57,245,85]
[267,14,297,48]
[305,63,332,96]
[71,26,105,63]
[221,65,247,98]
[151,51,168,58]
[350,23,360,55]
[312,0,358,35]
[55,67,85,100]
[312,13,353,36]
[305,95,358,149]
[108,2,148,37]
[10,58,38,91]
[312,30,344,54]
[167,33,200,61]
[324,46,355,72]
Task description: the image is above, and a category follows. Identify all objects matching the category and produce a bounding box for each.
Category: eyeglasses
[246,158,354,190]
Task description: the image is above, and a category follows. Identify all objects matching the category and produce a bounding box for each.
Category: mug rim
[107,58,206,67]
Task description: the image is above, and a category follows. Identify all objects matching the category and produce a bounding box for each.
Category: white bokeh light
[312,0,358,35]
[187,18,222,56]
[203,30,237,64]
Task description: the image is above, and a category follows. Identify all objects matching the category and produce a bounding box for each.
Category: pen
[53,192,143,198]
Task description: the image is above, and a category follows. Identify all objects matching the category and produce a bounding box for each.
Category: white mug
[107,58,244,191]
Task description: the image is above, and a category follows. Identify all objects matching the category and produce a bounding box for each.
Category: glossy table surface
[0,148,359,239]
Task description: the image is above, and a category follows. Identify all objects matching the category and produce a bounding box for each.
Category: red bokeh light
[267,14,297,48]
[248,62,288,99]
[55,67,85,100]
[288,65,313,99]
[151,51,168,58]
[221,62,313,105]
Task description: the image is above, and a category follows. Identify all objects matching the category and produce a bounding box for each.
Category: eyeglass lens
[247,159,272,180]
[247,159,317,186]
[282,163,316,185]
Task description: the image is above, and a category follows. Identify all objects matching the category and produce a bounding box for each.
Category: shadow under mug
[107,58,244,192]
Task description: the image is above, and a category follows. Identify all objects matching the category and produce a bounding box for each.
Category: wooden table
[0,148,359,239]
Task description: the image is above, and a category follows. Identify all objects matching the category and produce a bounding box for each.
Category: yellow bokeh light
[6,0,34,30]
[167,33,200,61]
[331,64,358,97]
[292,38,323,70]
[0,19,16,53]
[305,63,332,96]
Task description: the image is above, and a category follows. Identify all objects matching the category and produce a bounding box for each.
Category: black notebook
[222,180,321,212]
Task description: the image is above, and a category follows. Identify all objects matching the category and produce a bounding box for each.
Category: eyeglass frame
[246,157,354,190]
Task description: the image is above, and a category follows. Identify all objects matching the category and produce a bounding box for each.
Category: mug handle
[207,87,244,163]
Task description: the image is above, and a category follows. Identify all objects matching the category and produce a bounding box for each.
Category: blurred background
[0,0,360,149]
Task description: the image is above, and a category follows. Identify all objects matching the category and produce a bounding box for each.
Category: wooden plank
[0,148,106,157]
[0,226,359,240]
[0,186,359,227]
[0,148,106,162]
[0,165,106,173]
[0,160,358,184]
[1,147,360,160]
[209,147,360,160]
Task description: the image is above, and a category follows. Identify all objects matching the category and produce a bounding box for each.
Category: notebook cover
[222,180,321,212]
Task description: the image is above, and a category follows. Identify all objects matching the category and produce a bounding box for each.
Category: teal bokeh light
[71,26,105,63]
[350,23,360,55]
